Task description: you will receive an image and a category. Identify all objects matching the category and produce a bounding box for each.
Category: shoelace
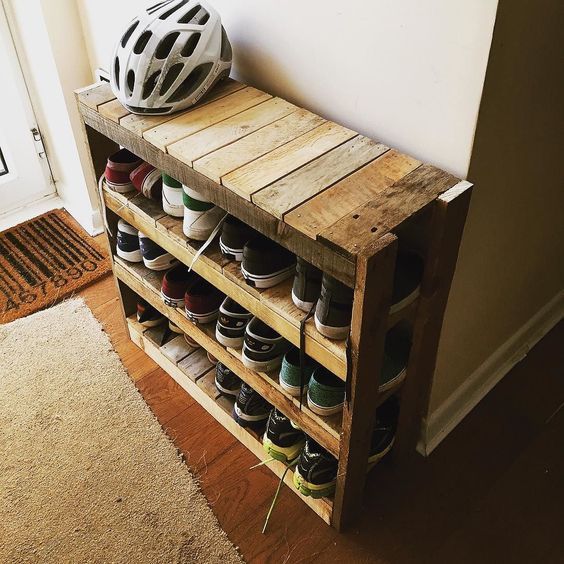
[298,300,317,409]
[186,212,228,272]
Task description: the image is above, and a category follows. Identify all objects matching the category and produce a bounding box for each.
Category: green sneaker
[306,367,345,416]
[182,184,225,241]
[279,347,316,397]
[293,438,337,498]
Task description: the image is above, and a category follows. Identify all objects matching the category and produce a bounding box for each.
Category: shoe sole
[215,327,244,349]
[241,350,283,373]
[291,290,316,313]
[262,435,305,464]
[185,309,219,324]
[378,368,407,393]
[116,247,143,263]
[169,322,183,334]
[183,334,201,348]
[160,290,185,308]
[279,379,307,397]
[137,316,166,328]
[219,240,243,262]
[307,396,344,416]
[106,182,135,194]
[214,378,240,397]
[314,315,349,340]
[241,264,295,289]
[142,255,178,271]
[367,437,395,469]
[232,405,268,428]
[390,286,421,315]
[162,188,184,217]
[293,467,335,498]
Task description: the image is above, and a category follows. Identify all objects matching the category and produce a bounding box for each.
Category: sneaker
[215,297,252,348]
[104,149,141,193]
[183,184,225,241]
[219,215,257,262]
[391,251,424,314]
[116,219,142,262]
[162,173,184,217]
[279,347,316,397]
[161,264,195,308]
[138,232,178,271]
[232,382,272,428]
[368,396,400,466]
[136,299,165,327]
[215,362,242,397]
[314,274,353,340]
[241,317,290,372]
[207,351,218,365]
[241,235,296,289]
[379,326,411,392]
[183,333,201,348]
[293,438,338,498]
[130,162,162,199]
[184,277,225,324]
[169,320,183,334]
[292,258,322,312]
[263,409,305,463]
[307,366,345,416]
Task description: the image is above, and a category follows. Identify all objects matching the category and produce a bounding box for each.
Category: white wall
[78,0,498,178]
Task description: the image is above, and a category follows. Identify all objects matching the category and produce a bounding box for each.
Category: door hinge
[31,127,47,159]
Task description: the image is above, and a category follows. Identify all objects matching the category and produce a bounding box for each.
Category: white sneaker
[162,174,184,217]
[182,184,225,241]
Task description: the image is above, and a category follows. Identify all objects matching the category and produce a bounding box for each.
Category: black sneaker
[219,215,258,262]
[379,325,411,392]
[242,317,290,372]
[314,274,354,340]
[391,251,424,313]
[241,235,296,289]
[215,297,253,348]
[291,258,322,312]
[368,396,400,466]
[136,299,165,327]
[215,362,242,397]
[293,438,338,498]
[116,219,142,263]
[263,409,305,463]
[138,232,178,271]
[232,382,272,428]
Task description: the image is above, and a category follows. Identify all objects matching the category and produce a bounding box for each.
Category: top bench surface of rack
[77,78,461,287]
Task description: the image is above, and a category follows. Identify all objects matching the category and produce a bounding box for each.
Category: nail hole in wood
[371,227,377,233]
[353,214,360,219]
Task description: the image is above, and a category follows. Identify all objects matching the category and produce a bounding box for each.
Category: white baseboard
[418,289,564,456]
[0,194,63,231]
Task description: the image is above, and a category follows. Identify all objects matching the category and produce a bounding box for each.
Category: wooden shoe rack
[76,78,472,530]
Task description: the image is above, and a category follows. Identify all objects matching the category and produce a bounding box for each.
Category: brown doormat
[0,208,110,324]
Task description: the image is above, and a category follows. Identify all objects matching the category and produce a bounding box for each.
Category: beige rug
[0,298,242,564]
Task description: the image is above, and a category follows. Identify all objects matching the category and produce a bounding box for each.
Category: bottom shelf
[126,316,334,525]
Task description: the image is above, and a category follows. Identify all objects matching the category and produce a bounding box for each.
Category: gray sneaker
[314,274,353,340]
[292,258,322,312]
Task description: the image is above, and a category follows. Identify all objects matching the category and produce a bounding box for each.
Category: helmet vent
[166,62,212,103]
[155,32,180,59]
[178,5,209,25]
[121,20,139,48]
[181,33,200,57]
[160,63,184,95]
[147,1,170,14]
[159,0,189,20]
[127,70,136,95]
[114,57,120,89]
[143,70,161,99]
[133,31,153,55]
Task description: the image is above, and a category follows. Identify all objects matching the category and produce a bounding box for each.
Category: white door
[0,3,54,216]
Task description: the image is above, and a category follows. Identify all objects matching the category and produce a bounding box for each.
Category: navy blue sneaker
[232,382,271,428]
[116,219,142,262]
[138,232,177,271]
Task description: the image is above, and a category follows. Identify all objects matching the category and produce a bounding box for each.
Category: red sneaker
[105,149,141,193]
[185,278,225,325]
[130,162,162,199]
[161,264,196,308]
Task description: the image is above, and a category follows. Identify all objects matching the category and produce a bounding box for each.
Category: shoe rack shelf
[76,79,473,531]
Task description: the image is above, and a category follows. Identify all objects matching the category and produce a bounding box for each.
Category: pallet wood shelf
[76,77,473,530]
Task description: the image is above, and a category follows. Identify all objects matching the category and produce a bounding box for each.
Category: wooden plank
[127,193,168,227]
[128,319,333,524]
[252,137,389,219]
[98,99,130,123]
[144,87,272,151]
[193,109,325,184]
[285,150,421,240]
[161,334,197,364]
[319,164,460,259]
[76,82,115,109]
[168,98,298,165]
[394,181,473,459]
[178,348,215,381]
[80,103,356,286]
[332,234,398,531]
[119,78,245,136]
[222,122,357,200]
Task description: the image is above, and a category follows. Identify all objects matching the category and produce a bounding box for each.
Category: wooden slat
[285,150,421,240]
[98,99,130,123]
[222,122,357,200]
[77,82,115,109]
[144,87,272,151]
[128,318,333,524]
[168,98,298,165]
[119,78,245,136]
[252,137,389,219]
[319,165,461,259]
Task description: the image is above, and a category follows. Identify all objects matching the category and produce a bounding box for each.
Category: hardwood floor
[79,274,564,563]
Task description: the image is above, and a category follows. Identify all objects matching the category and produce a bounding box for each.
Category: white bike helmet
[111,0,232,115]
